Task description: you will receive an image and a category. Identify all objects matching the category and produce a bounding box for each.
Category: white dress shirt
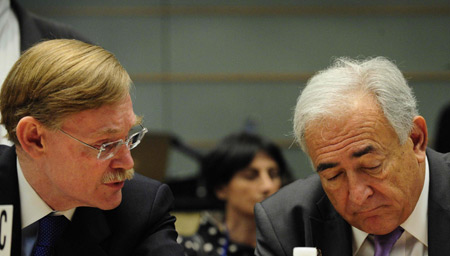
[352,157,429,256]
[0,0,19,146]
[17,157,75,256]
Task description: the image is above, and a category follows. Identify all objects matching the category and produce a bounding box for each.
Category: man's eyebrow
[352,145,375,158]
[316,162,338,173]
[135,115,143,125]
[94,127,121,136]
[95,115,142,136]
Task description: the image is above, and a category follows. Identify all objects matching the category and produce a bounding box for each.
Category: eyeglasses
[59,124,148,160]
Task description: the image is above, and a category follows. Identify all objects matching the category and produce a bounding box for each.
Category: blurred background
[18,0,450,198]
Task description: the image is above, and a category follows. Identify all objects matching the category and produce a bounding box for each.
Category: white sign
[293,247,319,256]
[0,205,13,256]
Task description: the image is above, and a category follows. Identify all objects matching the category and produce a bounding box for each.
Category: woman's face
[216,152,282,218]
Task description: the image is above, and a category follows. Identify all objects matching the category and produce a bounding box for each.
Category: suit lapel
[56,207,111,256]
[428,202,450,255]
[426,149,450,255]
[310,194,353,256]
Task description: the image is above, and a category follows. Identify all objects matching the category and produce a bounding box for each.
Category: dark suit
[11,0,90,51]
[255,148,450,256]
[0,145,185,256]
[435,104,450,153]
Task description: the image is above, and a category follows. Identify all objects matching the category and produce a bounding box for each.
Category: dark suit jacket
[11,0,90,51]
[435,104,450,153]
[255,148,450,256]
[0,145,185,256]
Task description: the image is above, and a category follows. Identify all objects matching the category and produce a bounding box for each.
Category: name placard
[293,247,320,256]
[0,205,13,256]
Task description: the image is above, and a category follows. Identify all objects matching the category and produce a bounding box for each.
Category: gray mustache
[102,168,135,183]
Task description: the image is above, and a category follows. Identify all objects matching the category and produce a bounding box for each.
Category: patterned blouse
[177,212,255,256]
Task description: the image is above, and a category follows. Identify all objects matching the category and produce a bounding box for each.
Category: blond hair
[0,39,131,144]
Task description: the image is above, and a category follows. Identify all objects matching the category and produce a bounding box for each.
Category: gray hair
[293,56,418,154]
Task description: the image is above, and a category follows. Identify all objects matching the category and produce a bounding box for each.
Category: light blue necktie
[373,227,404,256]
[32,215,69,256]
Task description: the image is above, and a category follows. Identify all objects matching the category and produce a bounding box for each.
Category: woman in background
[178,131,291,256]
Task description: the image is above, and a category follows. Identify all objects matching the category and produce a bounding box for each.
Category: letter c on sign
[0,210,6,250]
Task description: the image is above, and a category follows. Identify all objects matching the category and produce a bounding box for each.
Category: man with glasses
[0,39,185,255]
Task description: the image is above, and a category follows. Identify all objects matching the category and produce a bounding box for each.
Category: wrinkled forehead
[62,95,137,132]
[305,92,381,130]
[304,98,388,161]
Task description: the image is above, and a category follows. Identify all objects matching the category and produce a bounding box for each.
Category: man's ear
[410,116,428,163]
[16,116,47,158]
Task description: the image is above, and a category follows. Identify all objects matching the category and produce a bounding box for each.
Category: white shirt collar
[401,156,429,246]
[352,156,429,254]
[17,157,76,228]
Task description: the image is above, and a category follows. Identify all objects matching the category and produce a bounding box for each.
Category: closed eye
[327,172,342,181]
[363,164,381,171]
[361,164,382,175]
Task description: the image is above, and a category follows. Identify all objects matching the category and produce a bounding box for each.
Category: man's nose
[110,144,134,170]
[347,171,373,206]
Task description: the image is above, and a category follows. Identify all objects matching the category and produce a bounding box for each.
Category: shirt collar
[17,157,76,228]
[401,156,429,246]
[352,155,429,253]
